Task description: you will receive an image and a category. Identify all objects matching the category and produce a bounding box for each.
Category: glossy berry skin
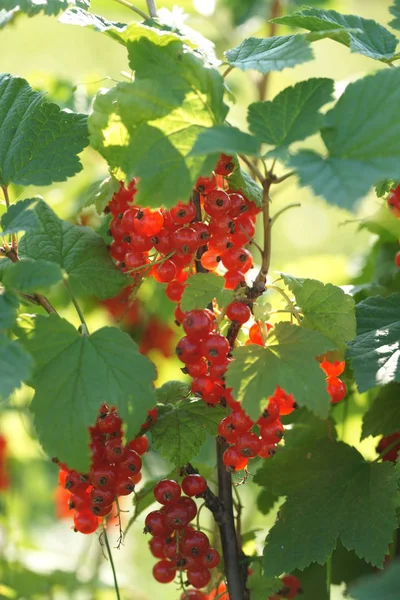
[259,420,284,444]
[114,477,135,496]
[177,497,197,521]
[226,301,251,324]
[221,247,252,273]
[200,334,230,362]
[65,471,89,493]
[144,510,173,537]
[164,504,191,530]
[182,474,207,497]
[174,227,199,254]
[152,560,176,583]
[118,449,142,475]
[274,387,296,416]
[257,398,280,426]
[201,548,220,569]
[91,503,113,517]
[133,208,164,237]
[200,249,221,271]
[152,260,177,283]
[258,441,276,459]
[204,189,231,217]
[169,201,196,225]
[73,511,99,534]
[196,174,217,195]
[96,412,122,434]
[154,479,182,505]
[183,310,214,340]
[187,568,211,589]
[176,336,201,364]
[165,280,185,303]
[191,376,215,398]
[214,153,235,176]
[186,359,208,378]
[218,416,239,443]
[230,410,253,433]
[128,435,149,455]
[149,537,167,559]
[282,574,301,599]
[235,432,261,458]
[327,377,347,404]
[224,269,245,290]
[104,438,127,463]
[182,530,210,557]
[90,487,115,506]
[222,446,248,472]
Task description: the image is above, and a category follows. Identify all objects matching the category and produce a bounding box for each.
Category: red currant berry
[114,476,135,496]
[177,497,197,521]
[200,249,221,271]
[182,530,210,557]
[282,575,301,599]
[152,559,176,583]
[154,479,182,505]
[109,240,130,262]
[96,411,122,435]
[327,377,347,404]
[152,259,177,283]
[214,153,235,176]
[377,433,400,462]
[186,359,209,378]
[204,189,231,217]
[221,247,252,273]
[196,174,217,195]
[222,447,248,472]
[235,432,261,458]
[180,590,207,600]
[187,568,211,589]
[169,202,196,225]
[257,398,280,426]
[175,227,199,254]
[320,360,345,377]
[127,435,149,455]
[387,183,400,218]
[104,438,127,463]
[121,207,139,234]
[183,310,214,340]
[152,229,172,254]
[73,510,100,534]
[90,467,116,489]
[181,474,207,497]
[133,208,164,237]
[164,503,191,530]
[232,214,256,246]
[191,222,210,245]
[396,250,400,268]
[129,231,153,252]
[149,536,167,559]
[226,301,251,324]
[165,280,186,303]
[65,471,90,493]
[258,440,277,459]
[144,510,173,537]
[218,416,239,443]
[176,336,201,364]
[118,449,142,475]
[259,420,284,444]
[90,487,115,506]
[230,410,253,432]
[200,334,230,362]
[201,548,220,569]
[224,269,245,290]
[274,387,296,416]
[191,376,215,398]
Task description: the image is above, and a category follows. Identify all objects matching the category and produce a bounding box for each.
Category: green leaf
[290,68,400,209]
[18,201,127,299]
[346,294,400,392]
[0,289,19,329]
[0,334,32,401]
[79,176,120,213]
[389,1,400,30]
[262,440,398,576]
[89,28,227,208]
[0,198,41,236]
[272,8,398,61]
[19,314,157,471]
[2,259,62,293]
[190,125,260,157]
[227,159,262,206]
[360,205,400,242]
[0,0,89,19]
[224,35,314,73]
[248,78,334,158]
[225,322,334,420]
[58,7,126,33]
[362,383,400,440]
[349,560,400,600]
[282,274,356,351]
[247,562,281,600]
[151,399,225,467]
[180,273,234,312]
[0,74,88,187]
[156,381,190,404]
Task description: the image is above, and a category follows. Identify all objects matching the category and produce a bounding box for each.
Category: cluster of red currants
[0,435,9,491]
[145,474,221,593]
[387,183,400,268]
[320,359,347,404]
[106,155,260,313]
[269,575,302,599]
[56,404,152,534]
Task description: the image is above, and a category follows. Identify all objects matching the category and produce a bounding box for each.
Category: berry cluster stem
[103,526,121,600]
[63,278,89,336]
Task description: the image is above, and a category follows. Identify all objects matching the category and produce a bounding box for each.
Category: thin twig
[113,0,149,19]
[271,170,295,185]
[222,65,234,79]
[102,527,121,600]
[1,185,17,249]
[271,202,301,226]
[238,155,264,185]
[146,0,157,18]
[63,278,89,335]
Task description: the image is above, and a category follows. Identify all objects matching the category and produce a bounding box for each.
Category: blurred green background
[0,1,398,598]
